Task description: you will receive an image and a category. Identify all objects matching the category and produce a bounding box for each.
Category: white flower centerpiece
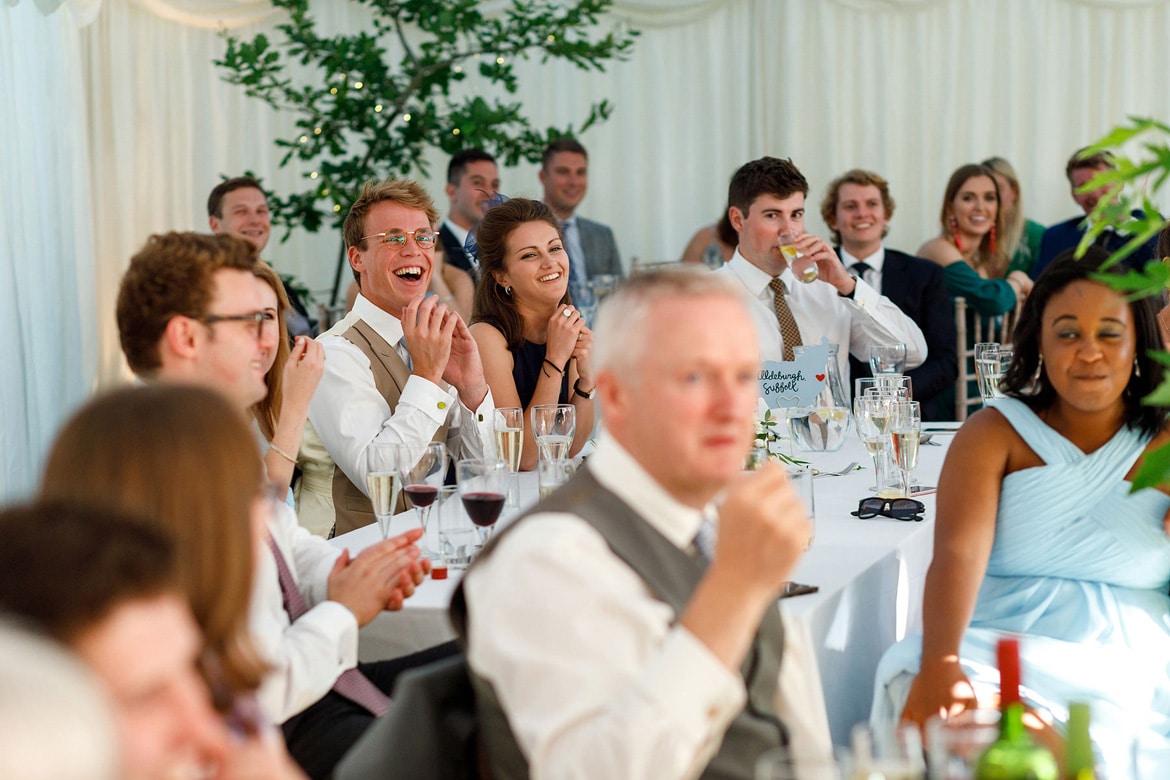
[745,409,808,470]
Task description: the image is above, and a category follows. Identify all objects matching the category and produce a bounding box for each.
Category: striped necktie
[768,276,803,362]
[267,537,390,716]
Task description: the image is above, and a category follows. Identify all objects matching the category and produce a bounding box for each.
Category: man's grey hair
[593,267,751,377]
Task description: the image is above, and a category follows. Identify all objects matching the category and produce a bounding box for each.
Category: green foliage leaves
[214,0,638,236]
[1080,117,1170,491]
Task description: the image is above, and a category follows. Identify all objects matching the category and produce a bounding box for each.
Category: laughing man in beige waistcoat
[299,178,495,537]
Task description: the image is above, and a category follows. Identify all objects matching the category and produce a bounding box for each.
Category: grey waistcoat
[450,467,789,780]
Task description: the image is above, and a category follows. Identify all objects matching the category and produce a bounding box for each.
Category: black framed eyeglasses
[360,227,437,250]
[198,311,276,340]
[851,497,925,522]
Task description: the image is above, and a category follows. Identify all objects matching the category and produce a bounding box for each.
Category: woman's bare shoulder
[917,237,962,266]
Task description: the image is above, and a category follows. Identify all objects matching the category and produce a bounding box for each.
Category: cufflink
[437,401,448,410]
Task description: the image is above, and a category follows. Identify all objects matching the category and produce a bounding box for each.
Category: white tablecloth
[328,425,958,745]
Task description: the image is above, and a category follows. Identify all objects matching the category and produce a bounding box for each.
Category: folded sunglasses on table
[850,497,925,521]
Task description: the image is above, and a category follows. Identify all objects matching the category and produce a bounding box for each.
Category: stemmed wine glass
[854,392,894,496]
[890,401,922,497]
[457,458,508,545]
[398,441,447,555]
[494,407,523,507]
[366,442,407,539]
[531,404,576,462]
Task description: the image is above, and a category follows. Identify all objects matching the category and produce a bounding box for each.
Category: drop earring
[504,285,512,296]
[989,223,997,255]
[949,214,963,251]
[1134,357,1142,378]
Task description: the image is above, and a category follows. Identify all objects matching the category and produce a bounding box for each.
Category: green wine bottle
[1064,702,1098,780]
[974,637,1059,780]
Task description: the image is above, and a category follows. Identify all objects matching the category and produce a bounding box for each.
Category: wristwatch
[573,379,596,400]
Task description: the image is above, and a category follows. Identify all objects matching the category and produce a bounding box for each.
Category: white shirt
[308,293,494,494]
[716,249,927,382]
[464,436,831,779]
[250,499,356,723]
[840,244,885,292]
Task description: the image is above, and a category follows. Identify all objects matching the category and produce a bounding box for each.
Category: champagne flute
[457,458,508,545]
[494,407,524,507]
[398,441,447,555]
[868,343,907,375]
[365,442,407,539]
[531,404,576,462]
[890,401,921,497]
[854,392,894,496]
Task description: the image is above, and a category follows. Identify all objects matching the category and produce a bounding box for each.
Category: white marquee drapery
[4,0,1170,500]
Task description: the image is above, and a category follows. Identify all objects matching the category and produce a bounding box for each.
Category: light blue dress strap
[986,397,1149,482]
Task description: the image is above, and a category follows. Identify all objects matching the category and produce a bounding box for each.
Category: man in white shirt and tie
[715,156,927,384]
[539,137,623,303]
[299,178,496,538]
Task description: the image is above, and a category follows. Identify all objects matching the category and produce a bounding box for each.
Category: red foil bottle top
[997,636,1021,707]
[432,563,449,580]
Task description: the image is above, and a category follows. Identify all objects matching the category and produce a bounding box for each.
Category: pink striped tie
[267,537,390,716]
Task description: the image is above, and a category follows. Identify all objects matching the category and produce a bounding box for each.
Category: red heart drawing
[815,373,825,382]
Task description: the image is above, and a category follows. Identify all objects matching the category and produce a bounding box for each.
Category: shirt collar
[727,247,793,297]
[840,243,885,272]
[351,293,405,343]
[586,435,708,551]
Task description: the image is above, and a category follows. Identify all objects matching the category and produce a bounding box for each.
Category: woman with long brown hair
[918,163,1033,316]
[470,198,595,470]
[252,261,324,494]
[41,383,302,778]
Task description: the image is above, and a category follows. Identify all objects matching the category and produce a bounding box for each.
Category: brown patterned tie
[768,276,803,361]
[267,537,390,716]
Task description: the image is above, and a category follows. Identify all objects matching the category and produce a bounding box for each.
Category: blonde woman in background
[982,156,1046,278]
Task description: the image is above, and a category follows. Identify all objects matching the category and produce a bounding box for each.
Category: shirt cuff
[398,375,459,425]
[311,600,361,670]
[845,276,879,309]
[635,627,746,744]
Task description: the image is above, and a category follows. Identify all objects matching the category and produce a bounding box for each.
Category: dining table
[328,422,961,745]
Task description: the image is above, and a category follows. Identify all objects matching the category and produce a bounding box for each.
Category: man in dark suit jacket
[1032,148,1160,279]
[821,169,957,421]
[539,138,622,303]
[437,148,500,278]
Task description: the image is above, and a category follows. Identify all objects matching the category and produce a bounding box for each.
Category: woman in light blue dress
[873,246,1170,772]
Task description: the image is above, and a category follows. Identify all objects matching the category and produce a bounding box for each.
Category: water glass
[925,710,1000,780]
[755,746,844,780]
[537,458,575,500]
[973,342,1000,401]
[531,404,576,462]
[779,230,817,283]
[436,485,475,569]
[855,375,913,401]
[869,343,908,375]
[851,722,927,780]
[786,464,815,551]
